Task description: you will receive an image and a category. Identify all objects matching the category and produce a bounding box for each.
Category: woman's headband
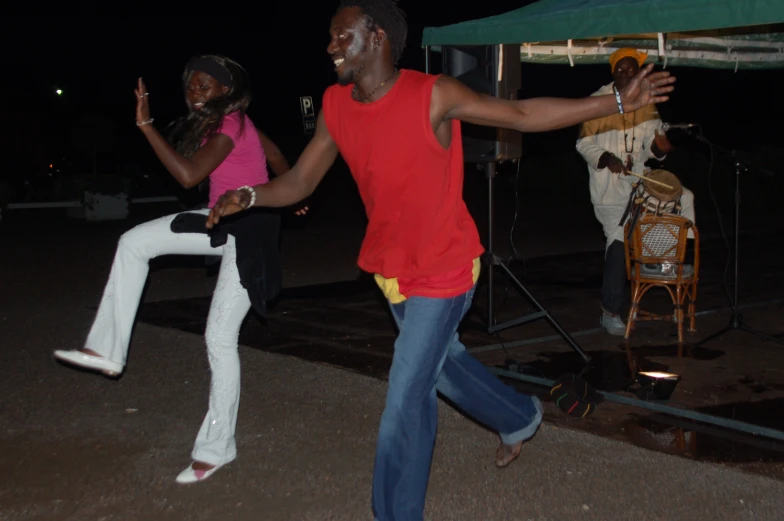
[185,57,233,88]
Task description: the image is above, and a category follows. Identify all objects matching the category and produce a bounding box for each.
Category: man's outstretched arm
[434,63,675,133]
[206,110,338,228]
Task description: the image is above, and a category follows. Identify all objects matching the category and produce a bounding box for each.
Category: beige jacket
[576,82,695,247]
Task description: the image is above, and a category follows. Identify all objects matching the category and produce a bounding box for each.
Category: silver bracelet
[238,185,256,209]
[612,86,624,114]
[136,118,154,126]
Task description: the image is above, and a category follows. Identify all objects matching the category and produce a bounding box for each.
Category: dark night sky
[2,5,783,186]
[4,3,532,132]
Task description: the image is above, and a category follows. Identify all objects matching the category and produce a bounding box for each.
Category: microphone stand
[692,134,783,347]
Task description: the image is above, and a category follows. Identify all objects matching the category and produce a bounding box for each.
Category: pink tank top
[207,112,269,207]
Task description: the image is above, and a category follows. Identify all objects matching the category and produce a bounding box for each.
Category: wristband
[237,185,256,209]
[612,85,624,114]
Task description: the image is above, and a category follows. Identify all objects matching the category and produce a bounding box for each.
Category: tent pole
[424,45,430,73]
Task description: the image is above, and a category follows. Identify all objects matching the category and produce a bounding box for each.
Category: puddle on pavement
[622,398,784,464]
[718,374,784,394]
[501,347,784,468]
[510,344,724,393]
[631,343,724,361]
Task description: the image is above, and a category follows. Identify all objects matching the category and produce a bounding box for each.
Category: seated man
[576,48,696,336]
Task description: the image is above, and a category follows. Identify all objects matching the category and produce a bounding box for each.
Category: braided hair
[338,0,407,64]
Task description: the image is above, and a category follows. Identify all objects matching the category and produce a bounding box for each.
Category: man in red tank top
[207,2,676,519]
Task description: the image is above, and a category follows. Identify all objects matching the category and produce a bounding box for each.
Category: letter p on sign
[300,96,314,117]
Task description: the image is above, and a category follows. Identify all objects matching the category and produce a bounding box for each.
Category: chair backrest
[625,213,694,275]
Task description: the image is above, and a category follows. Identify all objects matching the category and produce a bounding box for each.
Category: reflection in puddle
[720,375,784,394]
[515,343,724,395]
[624,400,784,464]
[512,347,784,467]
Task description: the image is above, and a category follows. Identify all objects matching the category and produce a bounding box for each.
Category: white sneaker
[53,349,123,377]
[600,312,627,336]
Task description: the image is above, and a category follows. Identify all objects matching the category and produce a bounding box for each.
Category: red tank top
[322,69,484,281]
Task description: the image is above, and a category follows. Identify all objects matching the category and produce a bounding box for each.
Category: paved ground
[3,179,784,520]
[4,322,784,521]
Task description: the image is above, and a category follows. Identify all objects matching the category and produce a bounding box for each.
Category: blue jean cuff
[499,396,543,445]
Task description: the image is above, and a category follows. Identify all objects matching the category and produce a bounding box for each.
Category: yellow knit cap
[609,48,648,72]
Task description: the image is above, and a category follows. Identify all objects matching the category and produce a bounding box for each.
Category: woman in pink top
[54,55,297,483]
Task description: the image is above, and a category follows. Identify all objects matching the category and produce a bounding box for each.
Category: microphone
[661,123,699,131]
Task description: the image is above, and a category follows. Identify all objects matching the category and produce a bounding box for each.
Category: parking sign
[300,96,314,117]
[300,96,315,135]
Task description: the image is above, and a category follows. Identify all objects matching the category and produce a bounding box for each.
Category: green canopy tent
[422,0,784,70]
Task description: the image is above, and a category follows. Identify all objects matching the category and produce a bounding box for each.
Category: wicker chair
[624,213,700,342]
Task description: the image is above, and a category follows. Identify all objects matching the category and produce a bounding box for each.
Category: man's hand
[206,189,251,229]
[292,197,310,216]
[618,63,676,113]
[598,152,626,174]
[652,129,673,156]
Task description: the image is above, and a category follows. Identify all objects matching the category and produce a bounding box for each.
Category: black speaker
[442,44,522,163]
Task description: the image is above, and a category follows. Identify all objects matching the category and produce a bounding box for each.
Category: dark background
[2,5,783,216]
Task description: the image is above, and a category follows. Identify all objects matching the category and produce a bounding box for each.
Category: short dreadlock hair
[339,0,407,64]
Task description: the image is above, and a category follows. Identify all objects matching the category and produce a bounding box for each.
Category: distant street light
[56,89,63,95]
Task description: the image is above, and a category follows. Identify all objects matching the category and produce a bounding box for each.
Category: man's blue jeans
[371,285,543,521]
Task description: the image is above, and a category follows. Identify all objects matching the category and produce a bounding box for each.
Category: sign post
[300,96,315,136]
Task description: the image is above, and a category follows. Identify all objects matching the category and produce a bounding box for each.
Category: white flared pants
[86,208,251,465]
